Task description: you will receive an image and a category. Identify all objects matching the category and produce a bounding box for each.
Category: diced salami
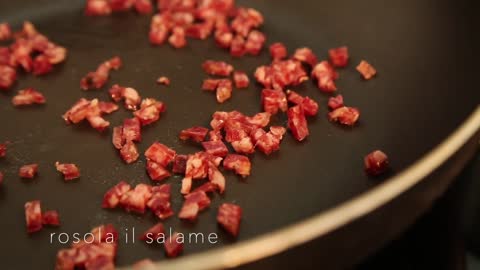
[245,30,266,55]
[216,79,232,103]
[293,47,318,67]
[233,71,249,89]
[262,89,287,115]
[12,88,46,106]
[311,61,338,92]
[122,117,141,142]
[145,142,176,167]
[0,65,17,90]
[102,181,132,209]
[19,164,38,179]
[172,154,188,174]
[202,60,233,76]
[364,150,389,176]
[80,57,122,90]
[0,23,12,41]
[287,105,309,141]
[217,203,242,237]
[202,140,228,157]
[146,161,171,181]
[55,162,80,181]
[147,184,174,219]
[328,106,360,126]
[134,98,166,126]
[223,154,251,177]
[25,200,42,233]
[178,191,211,220]
[269,42,287,60]
[168,27,187,48]
[42,210,60,226]
[356,60,377,80]
[328,95,344,110]
[329,46,349,67]
[164,232,183,258]
[157,76,170,85]
[140,223,165,241]
[112,126,125,149]
[120,184,152,214]
[120,141,140,164]
[179,126,209,142]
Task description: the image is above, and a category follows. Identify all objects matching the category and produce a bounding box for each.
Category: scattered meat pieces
[328,95,344,110]
[0,23,12,41]
[245,30,266,55]
[122,117,141,142]
[253,126,286,155]
[32,55,53,75]
[217,203,242,237]
[329,46,349,67]
[181,152,212,194]
[287,105,309,141]
[262,89,288,115]
[293,47,318,67]
[102,181,132,209]
[231,7,264,37]
[179,126,209,142]
[202,78,221,91]
[157,76,170,85]
[55,224,118,270]
[269,42,287,60]
[172,154,188,174]
[80,56,122,90]
[0,65,17,90]
[202,60,233,76]
[55,162,80,181]
[42,210,60,226]
[169,27,187,48]
[112,126,125,149]
[63,98,114,131]
[356,60,377,80]
[99,101,119,114]
[202,140,229,157]
[134,98,166,126]
[233,71,249,89]
[120,140,140,164]
[145,142,176,167]
[147,184,174,219]
[223,154,251,177]
[140,223,165,241]
[328,106,360,126]
[119,183,153,214]
[364,150,389,176]
[179,191,211,221]
[164,232,183,258]
[12,88,46,106]
[286,90,319,116]
[0,143,6,158]
[146,161,171,181]
[255,60,308,90]
[85,0,112,16]
[311,61,338,92]
[215,79,232,103]
[25,200,42,233]
[19,164,38,179]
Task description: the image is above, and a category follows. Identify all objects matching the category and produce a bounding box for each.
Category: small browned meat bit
[0,23,12,41]
[102,181,131,209]
[329,46,349,68]
[233,71,249,89]
[223,154,251,177]
[157,76,170,85]
[42,210,60,226]
[356,60,377,80]
[145,142,176,167]
[328,95,344,110]
[140,223,165,242]
[178,190,211,221]
[25,200,42,233]
[293,47,318,67]
[269,42,287,60]
[364,150,389,176]
[164,232,184,258]
[287,105,309,142]
[0,65,17,90]
[216,79,233,103]
[328,106,360,126]
[255,60,308,90]
[311,61,339,93]
[217,203,242,237]
[179,126,209,142]
[147,184,174,219]
[202,60,234,76]
[55,162,80,181]
[120,140,140,164]
[168,27,187,48]
[80,56,122,90]
[55,224,118,269]
[261,89,288,115]
[19,164,38,179]
[146,160,171,181]
[108,84,142,110]
[63,98,116,132]
[0,142,6,157]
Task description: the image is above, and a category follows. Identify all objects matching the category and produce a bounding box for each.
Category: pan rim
[125,105,480,270]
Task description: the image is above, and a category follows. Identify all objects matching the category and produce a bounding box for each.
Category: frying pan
[0,0,479,269]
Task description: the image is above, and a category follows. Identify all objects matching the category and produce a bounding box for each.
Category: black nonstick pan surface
[0,0,479,269]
